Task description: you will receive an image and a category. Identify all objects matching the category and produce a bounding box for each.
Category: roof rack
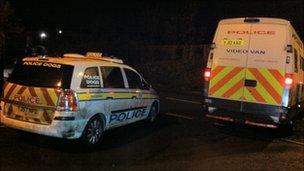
[63,53,85,58]
[85,52,123,64]
[63,52,124,64]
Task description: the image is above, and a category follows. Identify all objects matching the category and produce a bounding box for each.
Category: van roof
[219,17,290,25]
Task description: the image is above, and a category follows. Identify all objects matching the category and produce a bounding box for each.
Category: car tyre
[147,103,158,122]
[81,116,103,146]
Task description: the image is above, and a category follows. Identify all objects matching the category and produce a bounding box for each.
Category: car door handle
[244,79,257,87]
[106,97,113,100]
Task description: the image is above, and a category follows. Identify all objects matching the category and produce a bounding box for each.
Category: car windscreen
[7,61,74,89]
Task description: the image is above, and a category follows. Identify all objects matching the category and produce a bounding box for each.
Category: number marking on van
[221,39,245,46]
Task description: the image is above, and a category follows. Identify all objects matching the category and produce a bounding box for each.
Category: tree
[0,0,23,92]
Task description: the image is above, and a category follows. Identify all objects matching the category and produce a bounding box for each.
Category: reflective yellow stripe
[142,93,159,99]
[4,83,13,97]
[47,88,59,105]
[3,83,59,124]
[210,66,234,87]
[245,70,276,104]
[109,93,133,99]
[243,88,255,102]
[35,88,48,105]
[244,68,284,105]
[78,93,103,101]
[259,68,283,94]
[209,66,245,100]
[78,92,158,101]
[209,66,284,105]
[229,88,243,100]
[4,83,16,98]
[212,69,244,98]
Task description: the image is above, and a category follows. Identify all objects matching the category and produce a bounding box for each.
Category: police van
[0,52,159,145]
[203,18,304,130]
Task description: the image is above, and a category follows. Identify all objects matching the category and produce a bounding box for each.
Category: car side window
[100,66,125,88]
[124,69,142,89]
[294,48,298,72]
[80,67,101,88]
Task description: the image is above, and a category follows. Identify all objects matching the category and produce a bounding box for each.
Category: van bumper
[205,97,284,128]
[0,111,87,139]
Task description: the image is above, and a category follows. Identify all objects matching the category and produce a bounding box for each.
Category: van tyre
[279,121,294,137]
[147,103,158,122]
[81,116,103,146]
[202,104,208,113]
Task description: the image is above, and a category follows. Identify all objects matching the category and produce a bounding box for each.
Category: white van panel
[213,23,251,68]
[247,24,287,70]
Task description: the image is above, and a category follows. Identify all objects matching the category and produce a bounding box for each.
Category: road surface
[0,92,303,170]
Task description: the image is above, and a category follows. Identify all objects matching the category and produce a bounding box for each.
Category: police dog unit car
[0,52,159,145]
[204,18,304,130]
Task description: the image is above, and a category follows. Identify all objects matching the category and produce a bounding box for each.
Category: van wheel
[81,116,103,146]
[147,103,158,122]
[202,104,208,114]
[279,121,294,137]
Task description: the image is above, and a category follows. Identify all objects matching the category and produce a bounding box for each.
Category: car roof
[22,56,132,69]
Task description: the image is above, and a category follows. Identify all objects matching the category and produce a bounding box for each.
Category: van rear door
[208,23,250,101]
[243,23,286,106]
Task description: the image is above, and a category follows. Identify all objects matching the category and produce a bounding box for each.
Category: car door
[100,66,129,127]
[123,68,148,122]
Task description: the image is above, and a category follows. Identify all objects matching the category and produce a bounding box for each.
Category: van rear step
[205,114,278,128]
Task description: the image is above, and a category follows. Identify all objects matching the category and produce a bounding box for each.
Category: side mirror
[140,81,151,90]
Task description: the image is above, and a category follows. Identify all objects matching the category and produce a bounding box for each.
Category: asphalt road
[0,93,303,171]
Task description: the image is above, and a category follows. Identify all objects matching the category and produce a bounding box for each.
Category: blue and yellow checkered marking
[77,92,158,101]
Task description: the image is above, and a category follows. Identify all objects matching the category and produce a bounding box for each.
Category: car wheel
[81,116,103,146]
[147,103,158,122]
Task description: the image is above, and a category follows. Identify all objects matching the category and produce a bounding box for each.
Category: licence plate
[17,105,42,117]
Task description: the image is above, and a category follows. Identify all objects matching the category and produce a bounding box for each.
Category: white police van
[204,18,304,130]
[0,52,159,145]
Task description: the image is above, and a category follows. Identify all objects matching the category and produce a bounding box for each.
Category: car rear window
[7,61,74,89]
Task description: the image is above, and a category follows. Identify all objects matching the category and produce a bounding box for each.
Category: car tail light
[57,89,78,111]
[204,68,211,81]
[284,73,293,88]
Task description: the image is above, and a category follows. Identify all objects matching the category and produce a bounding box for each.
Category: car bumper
[0,111,87,139]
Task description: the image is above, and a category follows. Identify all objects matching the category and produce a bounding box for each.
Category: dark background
[7,0,304,58]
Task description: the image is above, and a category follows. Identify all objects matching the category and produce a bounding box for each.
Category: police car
[0,52,160,145]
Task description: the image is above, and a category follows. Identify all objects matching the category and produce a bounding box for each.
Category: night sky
[6,0,304,53]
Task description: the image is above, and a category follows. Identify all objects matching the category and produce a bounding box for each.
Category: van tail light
[204,68,211,81]
[57,89,78,111]
[284,73,293,88]
[203,68,211,97]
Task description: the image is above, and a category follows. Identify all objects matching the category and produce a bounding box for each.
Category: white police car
[0,52,159,145]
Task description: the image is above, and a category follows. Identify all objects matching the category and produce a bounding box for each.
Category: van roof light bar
[244,18,260,23]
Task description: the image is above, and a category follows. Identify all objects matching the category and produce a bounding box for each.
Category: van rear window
[7,61,74,89]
